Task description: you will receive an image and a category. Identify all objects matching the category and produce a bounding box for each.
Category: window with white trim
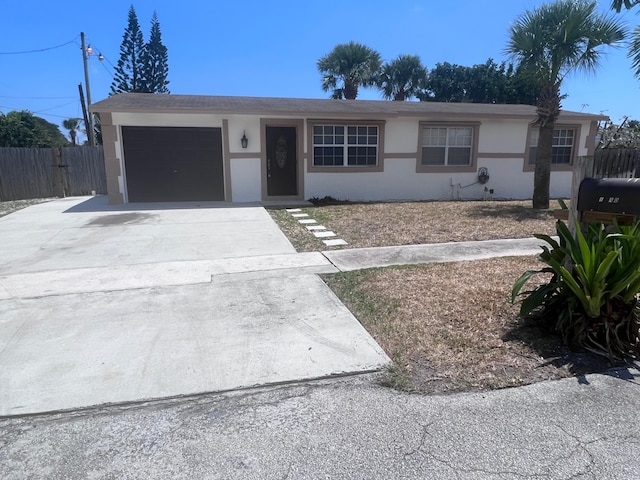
[528,128,575,165]
[421,126,473,166]
[313,125,378,166]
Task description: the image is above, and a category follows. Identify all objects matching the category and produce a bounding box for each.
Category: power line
[98,59,114,77]
[34,112,80,120]
[1,101,82,119]
[76,38,117,69]
[33,101,78,114]
[0,36,79,55]
[72,40,116,79]
[0,95,76,100]
[0,107,82,120]
[101,54,117,70]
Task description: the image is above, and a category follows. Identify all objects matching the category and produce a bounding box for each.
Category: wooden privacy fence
[565,148,640,234]
[593,148,640,179]
[0,146,106,201]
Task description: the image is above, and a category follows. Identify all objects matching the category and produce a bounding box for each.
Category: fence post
[568,155,594,237]
[60,148,70,196]
[51,147,66,198]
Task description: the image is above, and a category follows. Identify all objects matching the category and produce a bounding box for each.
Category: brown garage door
[122,126,224,202]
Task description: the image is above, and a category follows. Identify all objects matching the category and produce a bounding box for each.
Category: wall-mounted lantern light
[241,131,248,149]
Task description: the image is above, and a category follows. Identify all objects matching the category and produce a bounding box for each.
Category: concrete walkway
[323,237,549,271]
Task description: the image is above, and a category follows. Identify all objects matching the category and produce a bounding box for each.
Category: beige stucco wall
[384,119,419,153]
[304,116,592,201]
[112,112,223,128]
[230,157,261,202]
[102,110,595,204]
[478,120,528,154]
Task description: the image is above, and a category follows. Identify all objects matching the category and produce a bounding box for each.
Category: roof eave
[91,106,602,122]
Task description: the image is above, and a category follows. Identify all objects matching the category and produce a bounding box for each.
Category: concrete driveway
[0,197,388,416]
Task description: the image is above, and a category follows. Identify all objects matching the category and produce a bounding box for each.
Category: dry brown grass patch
[324,255,609,394]
[268,200,564,251]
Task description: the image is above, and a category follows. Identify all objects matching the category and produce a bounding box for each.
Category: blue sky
[2,0,640,142]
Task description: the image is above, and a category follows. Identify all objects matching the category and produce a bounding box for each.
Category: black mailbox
[578,177,640,215]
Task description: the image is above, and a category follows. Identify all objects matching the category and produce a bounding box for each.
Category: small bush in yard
[512,220,640,362]
[308,195,347,206]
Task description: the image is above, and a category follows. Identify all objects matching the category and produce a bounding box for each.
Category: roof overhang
[90,93,609,122]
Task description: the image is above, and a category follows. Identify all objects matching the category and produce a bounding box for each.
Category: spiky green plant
[512,220,640,361]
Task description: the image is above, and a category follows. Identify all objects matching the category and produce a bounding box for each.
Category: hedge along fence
[0,146,106,201]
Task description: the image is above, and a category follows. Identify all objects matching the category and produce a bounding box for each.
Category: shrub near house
[512,220,640,361]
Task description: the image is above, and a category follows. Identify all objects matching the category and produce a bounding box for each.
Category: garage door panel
[122,127,224,202]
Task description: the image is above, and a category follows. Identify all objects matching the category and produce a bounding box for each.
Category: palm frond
[506,0,625,85]
[317,41,381,99]
[377,54,427,101]
[628,24,640,78]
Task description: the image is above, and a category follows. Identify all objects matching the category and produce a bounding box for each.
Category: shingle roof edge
[90,93,608,121]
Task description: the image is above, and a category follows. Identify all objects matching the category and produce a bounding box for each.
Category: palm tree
[611,0,640,11]
[506,0,625,209]
[317,41,382,99]
[62,118,82,146]
[611,0,640,78]
[377,54,427,101]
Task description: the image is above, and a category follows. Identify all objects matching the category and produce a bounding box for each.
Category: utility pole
[80,32,96,146]
[78,84,90,145]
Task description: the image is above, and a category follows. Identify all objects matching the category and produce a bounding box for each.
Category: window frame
[524,124,581,172]
[416,121,480,173]
[307,120,385,173]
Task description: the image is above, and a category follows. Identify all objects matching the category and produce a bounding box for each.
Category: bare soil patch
[268,199,563,251]
[323,256,612,395]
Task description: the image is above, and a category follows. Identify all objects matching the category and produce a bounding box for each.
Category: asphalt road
[2,369,640,479]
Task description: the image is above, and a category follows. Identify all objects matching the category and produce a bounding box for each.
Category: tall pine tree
[142,11,170,93]
[111,6,146,94]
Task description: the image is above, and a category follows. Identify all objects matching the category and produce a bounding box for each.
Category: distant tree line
[0,112,101,148]
[0,111,68,148]
[418,60,540,105]
[317,41,541,105]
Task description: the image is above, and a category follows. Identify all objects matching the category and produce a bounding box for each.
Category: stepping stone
[313,231,337,238]
[323,239,348,246]
[291,213,309,218]
[306,225,326,231]
[285,208,302,212]
[298,219,317,224]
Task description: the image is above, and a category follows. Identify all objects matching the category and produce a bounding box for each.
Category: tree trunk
[344,81,358,100]
[532,83,561,209]
[533,121,553,209]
